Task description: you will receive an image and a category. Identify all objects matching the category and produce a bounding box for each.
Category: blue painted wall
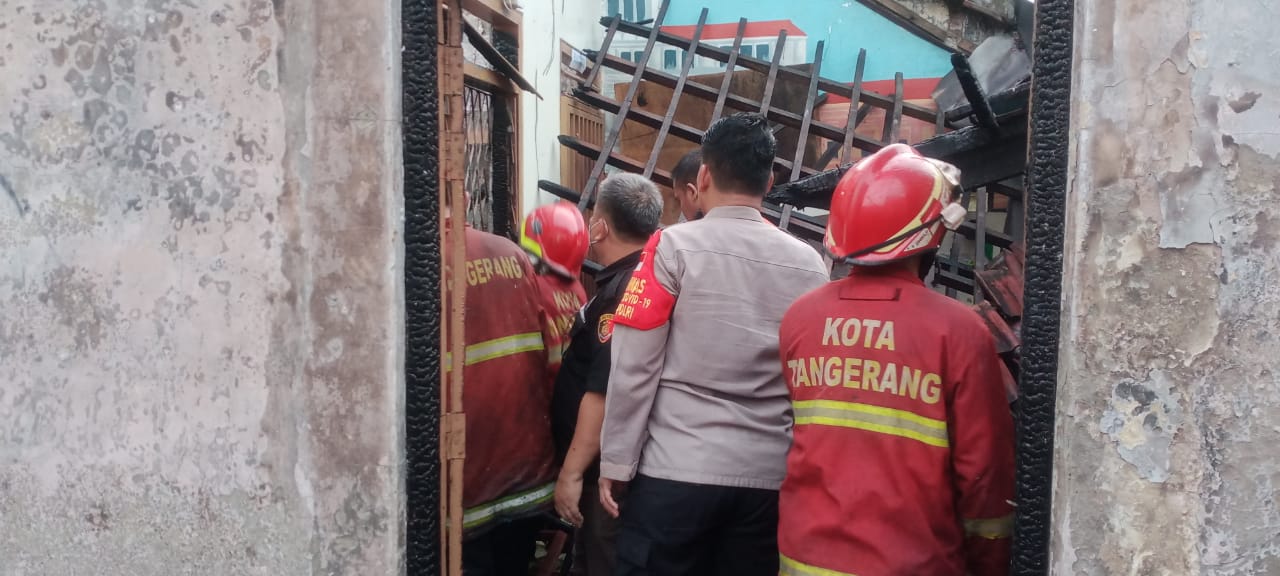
[662,0,951,81]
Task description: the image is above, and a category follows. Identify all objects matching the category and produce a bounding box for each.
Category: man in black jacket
[551,173,663,576]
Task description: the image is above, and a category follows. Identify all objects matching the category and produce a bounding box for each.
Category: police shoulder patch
[613,230,676,331]
[597,313,615,343]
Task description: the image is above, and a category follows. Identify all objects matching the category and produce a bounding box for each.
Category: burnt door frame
[404,0,443,573]
[1012,0,1073,573]
[401,0,1076,572]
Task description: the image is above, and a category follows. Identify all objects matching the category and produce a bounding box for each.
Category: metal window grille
[464,84,494,232]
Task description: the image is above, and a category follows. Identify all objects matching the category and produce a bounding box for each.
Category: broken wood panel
[976,241,1025,319]
[573,89,818,179]
[596,17,940,123]
[591,52,885,154]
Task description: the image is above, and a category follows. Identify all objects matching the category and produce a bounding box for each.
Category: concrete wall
[1054,0,1280,573]
[0,1,405,574]
[519,0,602,211]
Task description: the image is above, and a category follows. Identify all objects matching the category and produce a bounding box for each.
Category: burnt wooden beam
[946,83,1030,124]
[539,179,590,207]
[595,17,940,123]
[951,53,1001,134]
[767,114,1028,209]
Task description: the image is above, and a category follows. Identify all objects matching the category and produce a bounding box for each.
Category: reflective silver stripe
[446,332,545,370]
[462,482,555,530]
[964,514,1014,539]
[793,399,949,448]
[780,554,859,576]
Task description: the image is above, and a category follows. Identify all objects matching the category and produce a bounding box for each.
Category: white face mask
[588,219,604,247]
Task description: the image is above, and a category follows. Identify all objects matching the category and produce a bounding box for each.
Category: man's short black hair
[671,149,702,187]
[700,112,776,196]
[598,173,663,243]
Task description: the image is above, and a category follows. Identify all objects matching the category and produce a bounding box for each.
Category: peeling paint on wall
[1055,0,1280,572]
[0,0,405,573]
[1099,371,1182,483]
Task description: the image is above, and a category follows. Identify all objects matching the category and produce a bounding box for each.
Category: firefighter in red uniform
[777,143,1016,576]
[446,193,558,576]
[520,201,590,380]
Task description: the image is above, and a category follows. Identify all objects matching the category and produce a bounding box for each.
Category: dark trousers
[463,516,543,576]
[571,479,625,576]
[614,475,779,576]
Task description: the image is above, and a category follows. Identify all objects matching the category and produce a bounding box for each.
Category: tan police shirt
[599,205,831,490]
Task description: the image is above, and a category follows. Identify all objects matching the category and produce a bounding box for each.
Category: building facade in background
[520,0,963,213]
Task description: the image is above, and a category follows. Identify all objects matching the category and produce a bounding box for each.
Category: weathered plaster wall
[0,1,405,573]
[1054,0,1280,573]
[520,0,601,212]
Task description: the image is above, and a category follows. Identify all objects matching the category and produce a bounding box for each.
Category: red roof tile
[662,19,807,41]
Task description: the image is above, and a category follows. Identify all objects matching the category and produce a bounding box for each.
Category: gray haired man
[551,173,664,576]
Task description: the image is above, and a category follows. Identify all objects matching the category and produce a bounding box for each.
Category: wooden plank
[975,185,989,303]
[464,62,512,91]
[462,0,522,34]
[573,89,818,178]
[780,40,825,230]
[881,72,904,143]
[644,8,708,178]
[841,49,867,165]
[758,31,789,114]
[598,17,939,123]
[583,16,621,93]
[438,4,467,576]
[580,0,672,211]
[461,17,540,97]
[591,52,885,153]
[710,19,749,124]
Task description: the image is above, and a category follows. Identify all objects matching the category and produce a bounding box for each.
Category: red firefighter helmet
[824,143,967,265]
[519,201,589,278]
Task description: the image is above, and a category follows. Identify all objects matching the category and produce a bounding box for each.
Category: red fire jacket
[535,273,587,382]
[447,226,557,536]
[777,266,1015,576]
